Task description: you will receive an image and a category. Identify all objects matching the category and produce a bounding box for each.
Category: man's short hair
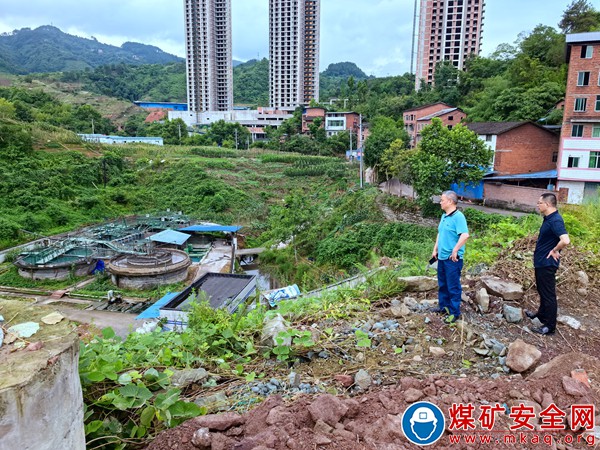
[540,193,557,207]
[442,190,458,205]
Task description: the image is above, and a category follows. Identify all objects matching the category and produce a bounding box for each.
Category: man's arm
[450,233,470,262]
[547,234,570,261]
[432,234,439,259]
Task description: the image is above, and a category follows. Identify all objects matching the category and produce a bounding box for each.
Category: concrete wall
[379,178,415,198]
[111,265,189,290]
[483,184,550,211]
[0,300,85,450]
[17,262,92,280]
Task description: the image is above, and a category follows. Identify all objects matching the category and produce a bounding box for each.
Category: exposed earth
[145,240,600,450]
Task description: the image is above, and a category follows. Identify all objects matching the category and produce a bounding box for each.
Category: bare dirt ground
[145,240,600,450]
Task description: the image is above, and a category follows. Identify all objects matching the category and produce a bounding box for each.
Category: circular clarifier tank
[107,249,191,290]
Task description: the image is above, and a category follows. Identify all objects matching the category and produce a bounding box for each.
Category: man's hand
[450,250,459,262]
[547,249,560,262]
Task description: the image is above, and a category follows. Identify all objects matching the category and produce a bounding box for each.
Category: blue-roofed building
[149,230,191,249]
[134,101,188,111]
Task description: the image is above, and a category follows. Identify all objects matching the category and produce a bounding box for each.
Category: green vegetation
[0,26,182,74]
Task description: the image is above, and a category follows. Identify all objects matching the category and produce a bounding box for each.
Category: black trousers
[535,266,558,331]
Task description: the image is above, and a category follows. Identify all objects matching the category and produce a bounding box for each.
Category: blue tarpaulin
[136,292,179,320]
[149,229,191,246]
[179,225,242,233]
[264,284,301,307]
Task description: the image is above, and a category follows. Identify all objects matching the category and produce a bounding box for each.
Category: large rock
[503,305,523,323]
[557,315,581,330]
[576,270,589,287]
[481,276,524,300]
[191,412,245,431]
[354,369,372,390]
[476,288,490,313]
[307,394,349,427]
[506,339,541,372]
[171,367,208,387]
[397,276,438,292]
[261,313,290,348]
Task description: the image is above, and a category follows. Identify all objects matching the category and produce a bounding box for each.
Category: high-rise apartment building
[415,0,485,90]
[184,0,233,112]
[269,0,320,109]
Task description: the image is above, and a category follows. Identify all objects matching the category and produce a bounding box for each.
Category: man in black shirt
[526,193,570,335]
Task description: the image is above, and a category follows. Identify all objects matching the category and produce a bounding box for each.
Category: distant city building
[415,0,485,90]
[184,0,233,112]
[557,32,600,204]
[269,0,321,109]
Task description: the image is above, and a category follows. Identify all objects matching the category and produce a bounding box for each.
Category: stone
[192,412,245,431]
[476,288,490,313]
[171,368,209,388]
[506,339,541,372]
[334,374,354,388]
[332,428,356,440]
[557,315,581,330]
[562,376,589,397]
[577,288,588,296]
[541,392,554,410]
[576,270,589,287]
[397,276,438,292]
[481,276,524,300]
[503,305,523,323]
[314,434,332,445]
[571,369,590,387]
[314,419,333,435]
[429,346,446,357]
[403,296,419,310]
[288,371,301,388]
[266,406,293,425]
[26,341,44,351]
[7,322,40,338]
[191,427,211,449]
[194,392,229,412]
[354,369,372,390]
[403,388,424,403]
[261,313,290,348]
[307,394,349,427]
[420,299,438,309]
[390,304,411,318]
[41,312,64,325]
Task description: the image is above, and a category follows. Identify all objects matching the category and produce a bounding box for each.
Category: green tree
[380,138,415,183]
[559,0,600,33]
[0,98,16,119]
[363,116,409,173]
[409,118,493,205]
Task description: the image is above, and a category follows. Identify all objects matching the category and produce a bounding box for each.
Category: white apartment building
[269,0,320,109]
[184,0,233,112]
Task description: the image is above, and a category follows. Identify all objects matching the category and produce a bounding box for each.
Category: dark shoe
[525,310,537,320]
[532,326,554,335]
[445,314,460,324]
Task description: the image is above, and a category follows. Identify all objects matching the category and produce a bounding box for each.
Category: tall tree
[559,0,600,33]
[409,118,492,204]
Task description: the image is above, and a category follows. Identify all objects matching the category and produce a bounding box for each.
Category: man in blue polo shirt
[431,190,470,323]
[525,193,570,335]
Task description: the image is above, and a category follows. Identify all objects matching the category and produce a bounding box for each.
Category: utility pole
[410,0,418,75]
[359,114,363,188]
[91,118,95,134]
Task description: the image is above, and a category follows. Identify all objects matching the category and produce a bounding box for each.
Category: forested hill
[0,26,183,74]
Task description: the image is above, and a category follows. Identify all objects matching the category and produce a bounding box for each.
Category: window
[577,71,590,86]
[485,134,492,142]
[448,116,454,121]
[572,124,584,137]
[593,125,600,138]
[568,156,580,168]
[581,45,593,58]
[590,152,600,168]
[596,95,600,111]
[574,98,587,112]
[552,152,558,163]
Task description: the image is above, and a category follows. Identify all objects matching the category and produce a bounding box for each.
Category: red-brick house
[403,102,466,147]
[557,32,600,204]
[465,121,560,210]
[301,107,363,139]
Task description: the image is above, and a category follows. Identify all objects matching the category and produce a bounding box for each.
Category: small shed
[148,229,191,249]
[159,272,256,330]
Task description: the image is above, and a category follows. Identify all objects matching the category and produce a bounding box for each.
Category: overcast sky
[0,0,567,77]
